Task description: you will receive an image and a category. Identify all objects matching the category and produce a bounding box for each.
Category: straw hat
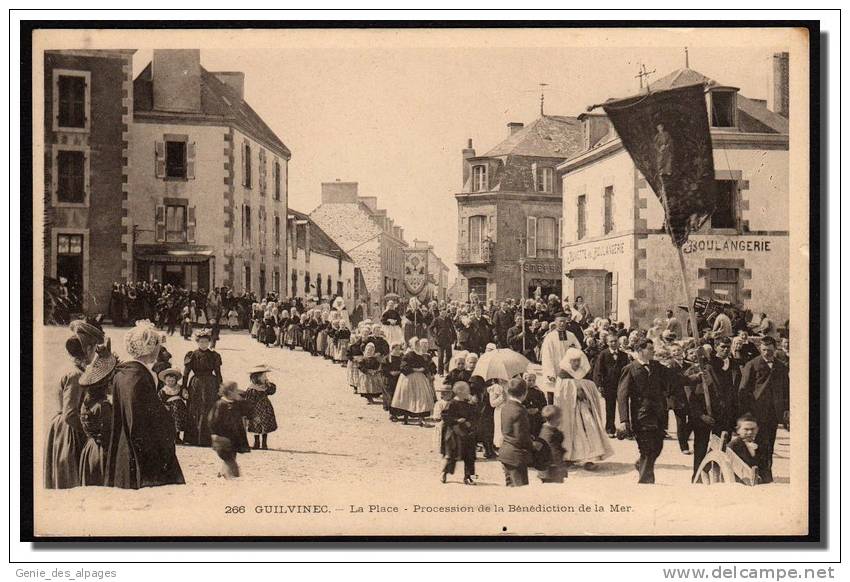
[158,368,183,382]
[248,363,273,375]
[192,328,213,341]
[79,346,117,387]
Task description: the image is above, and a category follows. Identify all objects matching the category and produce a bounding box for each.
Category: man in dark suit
[493,301,514,348]
[498,378,534,487]
[593,335,630,436]
[429,308,456,376]
[738,336,789,483]
[617,339,668,484]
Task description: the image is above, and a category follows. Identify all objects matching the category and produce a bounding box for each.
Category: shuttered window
[526,216,537,258]
[577,195,587,240]
[57,150,85,203]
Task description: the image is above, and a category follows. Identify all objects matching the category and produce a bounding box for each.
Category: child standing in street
[243,364,278,450]
[158,368,188,444]
[537,405,568,484]
[440,381,478,485]
[208,381,252,479]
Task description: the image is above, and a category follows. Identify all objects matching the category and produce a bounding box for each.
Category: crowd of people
[43,285,791,491]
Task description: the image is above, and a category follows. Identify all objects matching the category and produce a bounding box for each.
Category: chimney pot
[152,49,202,113]
[767,52,790,119]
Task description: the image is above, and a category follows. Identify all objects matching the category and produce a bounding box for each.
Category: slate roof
[288,208,353,262]
[134,62,291,157]
[482,115,584,158]
[648,68,788,134]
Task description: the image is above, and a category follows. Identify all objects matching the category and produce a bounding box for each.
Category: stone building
[559,57,790,329]
[408,239,450,302]
[310,181,408,316]
[128,49,290,296]
[285,208,356,309]
[455,115,584,303]
[43,49,136,313]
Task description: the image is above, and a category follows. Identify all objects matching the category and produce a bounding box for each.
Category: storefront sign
[521,262,562,275]
[682,239,773,254]
[564,241,625,265]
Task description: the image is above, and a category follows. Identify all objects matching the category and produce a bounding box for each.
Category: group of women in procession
[44,287,790,490]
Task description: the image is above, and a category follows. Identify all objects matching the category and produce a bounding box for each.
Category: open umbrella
[471,348,530,382]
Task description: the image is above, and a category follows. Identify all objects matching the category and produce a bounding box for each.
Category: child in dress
[228,308,239,331]
[440,381,478,485]
[537,405,568,484]
[208,381,252,479]
[158,369,188,444]
[242,364,278,450]
[432,388,453,452]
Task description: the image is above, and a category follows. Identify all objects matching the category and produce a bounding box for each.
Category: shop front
[134,244,215,291]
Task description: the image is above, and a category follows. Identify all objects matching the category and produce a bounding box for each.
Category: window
[603,185,614,234]
[537,167,554,192]
[337,281,344,298]
[274,160,281,201]
[242,142,253,188]
[709,268,739,304]
[57,233,84,255]
[710,90,737,128]
[472,165,487,192]
[165,141,187,178]
[274,271,281,295]
[468,277,487,302]
[577,195,587,240]
[557,218,563,258]
[305,272,311,295]
[274,216,281,253]
[327,275,332,296]
[243,205,252,246]
[57,150,85,203]
[291,270,298,297]
[526,216,537,258]
[165,205,187,243]
[244,265,252,292]
[259,268,266,298]
[711,180,738,229]
[258,149,267,196]
[55,233,85,308]
[316,273,323,299]
[536,217,557,258]
[57,74,86,129]
[468,215,485,246]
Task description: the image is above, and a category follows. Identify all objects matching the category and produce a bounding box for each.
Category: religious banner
[599,83,717,246]
[403,249,428,296]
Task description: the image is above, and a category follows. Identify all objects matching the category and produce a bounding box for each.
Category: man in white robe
[540,316,581,399]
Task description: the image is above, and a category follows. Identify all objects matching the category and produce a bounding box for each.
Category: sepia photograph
[24,23,815,540]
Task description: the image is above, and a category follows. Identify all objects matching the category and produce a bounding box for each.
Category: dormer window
[709,89,737,128]
[472,165,487,192]
[538,167,554,192]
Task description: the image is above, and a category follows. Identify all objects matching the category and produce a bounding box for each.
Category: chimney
[767,52,789,119]
[213,71,245,101]
[579,113,612,150]
[152,49,201,113]
[321,181,359,203]
[507,122,524,135]
[462,138,476,188]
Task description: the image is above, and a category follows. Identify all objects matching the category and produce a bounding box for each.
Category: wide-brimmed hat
[69,318,105,351]
[158,368,183,382]
[79,345,117,387]
[248,363,273,375]
[192,328,213,341]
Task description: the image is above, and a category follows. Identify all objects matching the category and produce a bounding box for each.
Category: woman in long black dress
[381,342,404,420]
[182,329,223,446]
[78,345,116,487]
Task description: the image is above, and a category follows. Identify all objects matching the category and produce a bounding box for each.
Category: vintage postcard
[27,24,814,539]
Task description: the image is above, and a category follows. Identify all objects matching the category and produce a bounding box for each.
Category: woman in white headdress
[555,347,614,469]
[380,299,405,346]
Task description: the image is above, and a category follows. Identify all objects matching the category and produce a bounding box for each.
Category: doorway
[56,233,84,311]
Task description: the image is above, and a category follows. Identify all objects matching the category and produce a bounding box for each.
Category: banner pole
[658,181,712,416]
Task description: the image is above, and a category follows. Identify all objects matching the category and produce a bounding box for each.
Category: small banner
[601,83,717,246]
[403,250,428,296]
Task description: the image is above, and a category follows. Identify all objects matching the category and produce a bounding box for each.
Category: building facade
[559,60,790,329]
[285,208,356,309]
[43,49,136,313]
[128,49,290,296]
[455,116,584,303]
[310,181,409,316]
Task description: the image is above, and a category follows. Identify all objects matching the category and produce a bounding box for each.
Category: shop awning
[135,245,215,264]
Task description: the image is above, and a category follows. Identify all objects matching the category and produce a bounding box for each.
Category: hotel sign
[682,239,773,254]
[564,241,626,265]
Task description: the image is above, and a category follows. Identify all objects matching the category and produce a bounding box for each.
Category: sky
[132,40,785,282]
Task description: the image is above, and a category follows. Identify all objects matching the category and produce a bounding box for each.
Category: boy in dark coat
[208,381,253,479]
[727,413,763,483]
[499,378,534,487]
[440,381,478,485]
[537,405,567,483]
